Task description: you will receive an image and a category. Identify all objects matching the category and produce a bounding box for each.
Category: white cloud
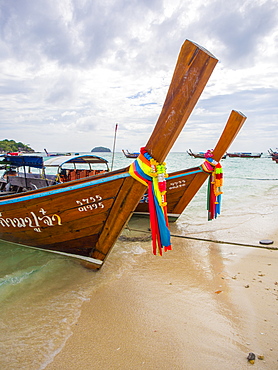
[0,0,277,153]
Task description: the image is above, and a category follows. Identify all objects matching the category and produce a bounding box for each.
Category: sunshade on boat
[44,155,109,167]
[0,155,44,169]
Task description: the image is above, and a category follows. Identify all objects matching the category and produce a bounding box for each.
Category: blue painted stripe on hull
[167,169,202,180]
[0,172,130,206]
[0,168,202,206]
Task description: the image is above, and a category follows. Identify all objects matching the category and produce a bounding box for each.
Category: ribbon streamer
[201,150,223,220]
[129,148,171,255]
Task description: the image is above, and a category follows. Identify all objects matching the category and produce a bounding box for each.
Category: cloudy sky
[0,0,277,153]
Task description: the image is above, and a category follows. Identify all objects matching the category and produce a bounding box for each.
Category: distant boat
[122,149,139,158]
[226,152,262,158]
[269,148,278,163]
[187,149,206,158]
[187,149,227,159]
[44,149,71,157]
[7,152,22,156]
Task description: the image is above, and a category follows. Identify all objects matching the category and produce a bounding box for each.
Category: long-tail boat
[134,110,246,221]
[268,148,278,163]
[187,149,227,159]
[0,39,218,269]
[122,149,140,158]
[187,149,206,158]
[226,152,262,158]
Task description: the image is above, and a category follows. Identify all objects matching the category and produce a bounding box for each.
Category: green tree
[0,139,34,153]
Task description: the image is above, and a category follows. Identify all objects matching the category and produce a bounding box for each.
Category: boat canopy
[0,155,44,169]
[44,155,109,168]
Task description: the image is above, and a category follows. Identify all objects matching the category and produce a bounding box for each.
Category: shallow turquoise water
[0,152,277,369]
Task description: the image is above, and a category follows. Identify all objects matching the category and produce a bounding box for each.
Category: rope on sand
[127,228,278,251]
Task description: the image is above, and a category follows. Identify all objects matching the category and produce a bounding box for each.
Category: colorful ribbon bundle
[201,150,223,220]
[129,147,171,255]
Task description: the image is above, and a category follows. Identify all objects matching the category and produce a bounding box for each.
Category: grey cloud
[0,0,277,152]
[45,76,77,105]
[193,0,278,67]
[0,79,32,95]
[201,88,278,113]
[0,0,165,68]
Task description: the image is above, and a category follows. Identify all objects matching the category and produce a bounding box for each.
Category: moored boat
[135,110,246,221]
[226,152,262,158]
[0,154,110,193]
[187,149,206,158]
[187,149,227,159]
[122,149,140,158]
[268,148,278,163]
[0,39,218,269]
[44,148,71,157]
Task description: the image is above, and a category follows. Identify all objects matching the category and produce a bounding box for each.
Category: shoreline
[45,223,278,370]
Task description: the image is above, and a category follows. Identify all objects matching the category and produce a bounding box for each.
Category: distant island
[0,139,34,153]
[91,146,111,153]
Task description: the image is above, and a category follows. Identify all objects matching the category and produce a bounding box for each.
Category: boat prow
[135,110,247,221]
[0,40,219,268]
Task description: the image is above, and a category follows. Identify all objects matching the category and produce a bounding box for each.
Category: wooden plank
[145,41,218,162]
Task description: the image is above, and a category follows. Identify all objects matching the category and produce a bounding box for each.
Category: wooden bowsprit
[90,40,218,266]
[168,110,247,217]
[134,110,247,222]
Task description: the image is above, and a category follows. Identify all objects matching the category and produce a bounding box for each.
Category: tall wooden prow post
[91,40,218,267]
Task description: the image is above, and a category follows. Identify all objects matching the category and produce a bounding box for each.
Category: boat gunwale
[0,167,130,205]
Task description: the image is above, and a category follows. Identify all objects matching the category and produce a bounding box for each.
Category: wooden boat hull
[188,149,227,159]
[134,110,247,221]
[0,169,144,267]
[134,166,203,221]
[187,149,206,158]
[268,149,278,162]
[0,40,219,268]
[122,150,139,158]
[227,153,262,158]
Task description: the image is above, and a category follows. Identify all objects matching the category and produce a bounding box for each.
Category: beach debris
[247,352,256,364]
[118,234,151,242]
[257,355,264,360]
[214,290,222,294]
[259,239,274,245]
[245,284,250,288]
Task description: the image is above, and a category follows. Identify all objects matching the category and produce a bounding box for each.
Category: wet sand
[46,214,278,370]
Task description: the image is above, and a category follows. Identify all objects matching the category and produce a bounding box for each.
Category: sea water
[0,152,277,369]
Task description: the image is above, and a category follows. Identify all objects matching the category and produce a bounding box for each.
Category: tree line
[0,139,34,153]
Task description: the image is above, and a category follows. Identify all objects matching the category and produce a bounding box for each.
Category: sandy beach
[45,210,278,370]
